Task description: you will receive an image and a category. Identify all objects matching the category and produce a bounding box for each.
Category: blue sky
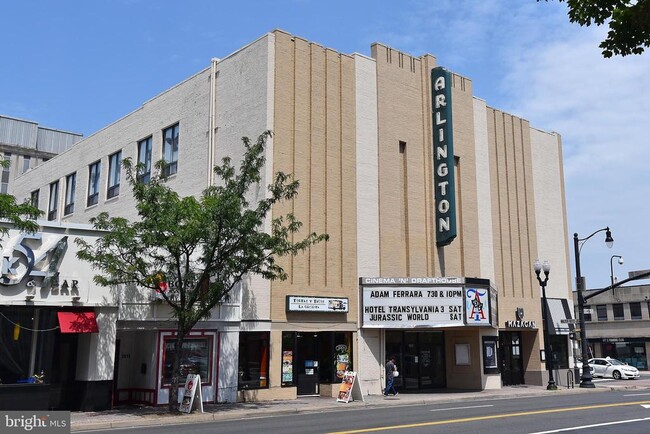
[3,0,649,290]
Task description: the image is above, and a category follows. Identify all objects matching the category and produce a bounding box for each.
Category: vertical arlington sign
[431,67,456,246]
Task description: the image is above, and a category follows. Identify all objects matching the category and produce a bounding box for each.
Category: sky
[2,0,649,291]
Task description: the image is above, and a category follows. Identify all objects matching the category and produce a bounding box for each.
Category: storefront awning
[57,311,99,333]
[546,299,574,335]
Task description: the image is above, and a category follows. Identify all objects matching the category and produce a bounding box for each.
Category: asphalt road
[81,389,650,434]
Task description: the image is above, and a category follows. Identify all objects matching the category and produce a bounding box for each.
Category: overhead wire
[0,312,60,332]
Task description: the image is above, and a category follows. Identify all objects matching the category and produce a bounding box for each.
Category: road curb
[70,384,648,432]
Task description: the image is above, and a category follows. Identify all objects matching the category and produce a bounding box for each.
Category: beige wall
[269,30,359,328]
[371,44,435,278]
[371,44,482,281]
[486,108,539,311]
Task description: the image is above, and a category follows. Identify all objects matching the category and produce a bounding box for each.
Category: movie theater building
[9,29,574,404]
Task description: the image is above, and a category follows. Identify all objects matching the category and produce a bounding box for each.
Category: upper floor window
[30,190,39,209]
[137,136,152,184]
[630,302,642,320]
[162,124,179,177]
[87,161,101,207]
[22,155,31,174]
[48,180,59,221]
[107,151,122,199]
[612,303,624,320]
[1,153,11,194]
[596,304,608,321]
[64,172,76,215]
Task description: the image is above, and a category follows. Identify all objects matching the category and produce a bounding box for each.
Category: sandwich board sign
[179,374,203,413]
[336,371,364,403]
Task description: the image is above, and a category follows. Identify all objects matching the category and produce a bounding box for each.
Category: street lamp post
[534,259,557,390]
[610,255,624,288]
[574,227,613,389]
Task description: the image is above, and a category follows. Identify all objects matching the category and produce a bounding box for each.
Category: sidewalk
[71,379,650,432]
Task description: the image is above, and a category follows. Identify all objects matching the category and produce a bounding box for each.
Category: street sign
[561,319,577,324]
[583,308,593,314]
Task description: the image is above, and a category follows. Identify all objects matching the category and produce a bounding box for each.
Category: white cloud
[373,0,650,288]
[498,13,650,288]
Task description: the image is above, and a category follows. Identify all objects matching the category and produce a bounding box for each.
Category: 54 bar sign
[1,232,69,291]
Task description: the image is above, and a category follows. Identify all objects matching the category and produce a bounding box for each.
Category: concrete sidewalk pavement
[71,378,650,432]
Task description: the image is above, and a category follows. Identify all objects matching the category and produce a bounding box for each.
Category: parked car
[588,357,640,380]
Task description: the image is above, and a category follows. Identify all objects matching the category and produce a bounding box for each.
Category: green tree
[545,0,650,57]
[75,131,328,412]
[0,158,41,244]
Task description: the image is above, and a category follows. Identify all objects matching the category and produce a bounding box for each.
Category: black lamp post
[534,259,557,390]
[574,227,613,388]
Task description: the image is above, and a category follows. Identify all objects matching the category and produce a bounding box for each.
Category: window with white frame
[48,180,59,221]
[30,190,39,209]
[162,124,179,176]
[137,136,152,184]
[87,161,101,206]
[1,153,11,194]
[107,151,122,199]
[64,172,76,215]
[22,155,31,174]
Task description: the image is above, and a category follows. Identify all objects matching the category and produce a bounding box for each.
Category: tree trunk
[168,324,185,413]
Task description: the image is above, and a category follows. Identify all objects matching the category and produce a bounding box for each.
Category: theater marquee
[360,277,497,329]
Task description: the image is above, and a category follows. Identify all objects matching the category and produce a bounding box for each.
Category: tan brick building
[6,30,574,408]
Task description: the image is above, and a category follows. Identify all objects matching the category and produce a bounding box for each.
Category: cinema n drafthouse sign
[360,277,497,328]
[431,67,457,247]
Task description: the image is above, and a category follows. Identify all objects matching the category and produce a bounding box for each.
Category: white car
[588,357,640,380]
[575,360,594,376]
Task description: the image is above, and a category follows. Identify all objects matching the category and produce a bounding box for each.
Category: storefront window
[162,337,211,386]
[0,308,59,386]
[280,331,353,387]
[549,336,569,369]
[238,332,269,390]
[603,341,648,370]
[0,308,34,384]
[318,332,353,383]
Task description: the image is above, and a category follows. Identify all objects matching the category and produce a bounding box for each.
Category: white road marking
[529,417,650,433]
[430,404,493,412]
[642,404,650,408]
[624,392,650,397]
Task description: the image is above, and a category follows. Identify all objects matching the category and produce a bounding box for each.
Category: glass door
[296,333,319,395]
[420,332,446,388]
[386,331,446,391]
[499,332,524,386]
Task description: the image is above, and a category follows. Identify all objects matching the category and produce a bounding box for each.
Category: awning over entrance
[57,311,99,333]
[546,299,573,335]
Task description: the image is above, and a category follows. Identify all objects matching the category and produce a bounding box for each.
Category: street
[79,388,650,434]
